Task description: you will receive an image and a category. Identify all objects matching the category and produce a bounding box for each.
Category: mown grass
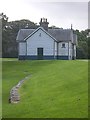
[0,59,2,119]
[2,59,88,118]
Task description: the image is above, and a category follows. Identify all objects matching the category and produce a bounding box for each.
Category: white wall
[69,41,72,60]
[55,42,57,56]
[74,45,76,58]
[58,42,68,56]
[26,29,55,56]
[19,42,26,55]
[68,42,76,59]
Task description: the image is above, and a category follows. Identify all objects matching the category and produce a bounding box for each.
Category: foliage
[88,36,90,59]
[2,15,38,57]
[0,13,8,29]
[2,60,88,118]
[75,29,88,59]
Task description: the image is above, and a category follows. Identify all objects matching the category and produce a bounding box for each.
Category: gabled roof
[16,27,77,44]
[16,29,35,41]
[24,27,57,41]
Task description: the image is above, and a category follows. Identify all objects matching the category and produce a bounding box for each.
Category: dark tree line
[75,29,88,59]
[1,13,89,59]
[1,13,39,57]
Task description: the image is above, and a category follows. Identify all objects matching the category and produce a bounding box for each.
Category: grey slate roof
[16,29,35,41]
[73,33,77,44]
[48,29,72,42]
[16,27,77,44]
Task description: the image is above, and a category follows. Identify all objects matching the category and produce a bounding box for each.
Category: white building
[16,18,77,60]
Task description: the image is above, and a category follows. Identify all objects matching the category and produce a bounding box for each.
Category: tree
[0,13,8,29]
[2,15,38,57]
[75,29,88,59]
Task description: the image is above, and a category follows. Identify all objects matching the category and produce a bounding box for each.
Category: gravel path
[9,75,31,103]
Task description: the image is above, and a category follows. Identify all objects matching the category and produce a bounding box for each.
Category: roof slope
[48,29,72,42]
[16,27,77,44]
[73,33,77,44]
[24,27,57,41]
[16,29,35,41]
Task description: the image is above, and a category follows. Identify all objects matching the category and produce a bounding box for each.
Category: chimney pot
[39,18,49,31]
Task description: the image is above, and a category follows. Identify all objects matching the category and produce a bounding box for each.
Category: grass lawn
[0,60,2,119]
[2,59,88,118]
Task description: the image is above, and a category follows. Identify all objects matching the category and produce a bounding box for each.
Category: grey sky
[0,0,88,31]
[88,1,90,29]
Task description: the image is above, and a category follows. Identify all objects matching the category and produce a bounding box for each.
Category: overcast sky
[0,0,89,31]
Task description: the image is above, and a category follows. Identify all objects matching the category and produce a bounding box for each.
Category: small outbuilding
[16,18,77,60]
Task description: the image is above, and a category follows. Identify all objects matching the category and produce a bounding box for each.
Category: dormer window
[62,43,65,48]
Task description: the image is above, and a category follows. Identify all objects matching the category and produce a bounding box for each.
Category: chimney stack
[71,24,73,30]
[39,18,49,31]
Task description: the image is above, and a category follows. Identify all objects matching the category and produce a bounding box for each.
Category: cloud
[88,1,90,29]
[0,0,88,30]
[30,2,88,30]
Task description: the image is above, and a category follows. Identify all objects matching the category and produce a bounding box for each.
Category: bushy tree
[2,14,38,57]
[75,29,88,59]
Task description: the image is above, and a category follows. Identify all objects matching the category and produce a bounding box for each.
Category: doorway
[37,48,43,60]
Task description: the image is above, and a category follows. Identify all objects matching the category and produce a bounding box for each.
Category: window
[62,43,65,48]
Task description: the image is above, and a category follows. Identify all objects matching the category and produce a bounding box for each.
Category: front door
[37,48,43,60]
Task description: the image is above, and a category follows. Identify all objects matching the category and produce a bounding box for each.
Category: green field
[2,59,88,118]
[0,59,2,119]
